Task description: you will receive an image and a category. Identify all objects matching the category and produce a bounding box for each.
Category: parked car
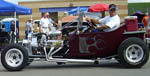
[0,22,10,51]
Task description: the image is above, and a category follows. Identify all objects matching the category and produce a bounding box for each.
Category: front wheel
[118,37,149,68]
[1,44,28,71]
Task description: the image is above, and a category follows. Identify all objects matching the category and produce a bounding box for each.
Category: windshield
[85,12,102,19]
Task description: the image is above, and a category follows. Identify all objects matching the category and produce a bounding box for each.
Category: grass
[128,3,150,15]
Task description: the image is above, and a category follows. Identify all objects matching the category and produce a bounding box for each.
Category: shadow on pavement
[26,62,127,70]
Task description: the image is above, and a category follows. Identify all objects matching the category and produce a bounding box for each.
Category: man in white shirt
[40,12,51,33]
[86,4,120,32]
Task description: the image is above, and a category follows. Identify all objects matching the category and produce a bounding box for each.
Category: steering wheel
[86,19,97,29]
[81,20,96,33]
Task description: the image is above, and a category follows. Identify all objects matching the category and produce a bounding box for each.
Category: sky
[4,0,150,4]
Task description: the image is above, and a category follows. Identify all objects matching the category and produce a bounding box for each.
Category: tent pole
[76,6,80,35]
[31,15,33,20]
[14,11,17,43]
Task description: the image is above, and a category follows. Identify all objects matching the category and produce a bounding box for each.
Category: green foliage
[128,3,150,15]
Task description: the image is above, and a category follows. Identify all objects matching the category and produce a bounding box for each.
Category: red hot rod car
[1,16,150,71]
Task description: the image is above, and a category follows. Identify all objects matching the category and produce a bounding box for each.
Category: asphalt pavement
[0,55,150,76]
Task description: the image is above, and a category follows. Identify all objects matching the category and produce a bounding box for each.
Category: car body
[1,17,150,71]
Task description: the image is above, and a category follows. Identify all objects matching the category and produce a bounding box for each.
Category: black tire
[118,37,149,68]
[1,44,28,71]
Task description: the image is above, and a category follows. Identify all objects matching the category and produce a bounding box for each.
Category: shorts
[42,27,49,33]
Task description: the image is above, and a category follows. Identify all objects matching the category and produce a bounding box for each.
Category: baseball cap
[109,4,118,11]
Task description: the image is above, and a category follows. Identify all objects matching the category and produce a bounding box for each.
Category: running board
[47,58,96,63]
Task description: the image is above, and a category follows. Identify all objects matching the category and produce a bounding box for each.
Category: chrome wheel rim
[126,44,144,63]
[5,48,24,67]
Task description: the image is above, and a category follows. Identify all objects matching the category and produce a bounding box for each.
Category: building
[19,0,128,39]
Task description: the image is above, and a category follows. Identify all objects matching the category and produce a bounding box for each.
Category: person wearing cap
[86,4,120,32]
[39,12,51,33]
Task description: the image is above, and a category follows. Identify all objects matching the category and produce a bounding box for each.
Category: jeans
[91,29,104,32]
[25,30,31,39]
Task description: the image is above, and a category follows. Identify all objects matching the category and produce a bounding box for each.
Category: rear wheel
[1,44,28,71]
[118,37,149,68]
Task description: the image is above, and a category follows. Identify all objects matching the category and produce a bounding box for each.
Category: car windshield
[85,12,102,19]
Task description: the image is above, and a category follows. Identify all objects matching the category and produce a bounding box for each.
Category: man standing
[40,12,51,33]
[10,20,15,42]
[142,12,149,30]
[86,4,120,32]
[25,19,33,39]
